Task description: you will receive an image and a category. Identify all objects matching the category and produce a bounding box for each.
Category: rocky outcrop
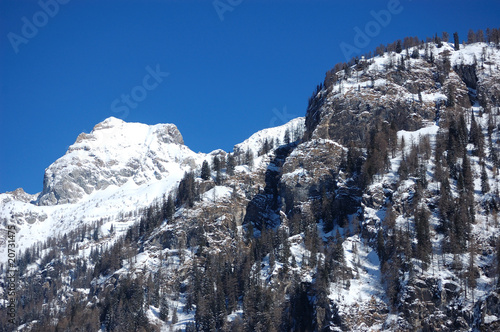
[305,45,473,146]
[454,64,478,89]
[244,144,296,230]
[474,291,500,331]
[280,139,344,214]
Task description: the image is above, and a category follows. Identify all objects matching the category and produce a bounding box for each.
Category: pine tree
[226,153,236,176]
[481,163,491,194]
[467,29,476,44]
[177,171,197,207]
[162,194,175,220]
[201,160,211,180]
[395,40,402,53]
[470,111,485,157]
[159,296,169,321]
[172,307,178,325]
[284,128,291,145]
[245,149,254,168]
[415,207,432,266]
[212,156,221,173]
[467,241,477,301]
[435,33,443,48]
[462,152,474,199]
[376,229,386,264]
[476,29,485,43]
[442,31,449,42]
[259,138,271,156]
[454,32,460,50]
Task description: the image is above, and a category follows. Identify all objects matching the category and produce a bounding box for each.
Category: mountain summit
[37,117,187,206]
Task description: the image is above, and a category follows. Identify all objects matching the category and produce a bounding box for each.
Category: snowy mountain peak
[88,116,184,145]
[37,117,190,206]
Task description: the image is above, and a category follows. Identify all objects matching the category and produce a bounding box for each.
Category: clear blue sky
[1,0,499,194]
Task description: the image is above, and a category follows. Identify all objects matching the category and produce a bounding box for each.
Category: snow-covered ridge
[233,117,305,157]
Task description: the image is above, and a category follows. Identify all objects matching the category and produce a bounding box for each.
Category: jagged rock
[281,139,344,213]
[362,184,386,209]
[454,64,478,89]
[475,292,500,331]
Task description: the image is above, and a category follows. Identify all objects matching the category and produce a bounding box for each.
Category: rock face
[280,139,345,213]
[305,44,472,145]
[37,117,192,205]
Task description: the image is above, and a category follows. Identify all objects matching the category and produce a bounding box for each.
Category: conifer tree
[454,32,460,50]
[177,171,197,207]
[201,160,211,180]
[212,156,221,173]
[395,40,402,53]
[442,31,449,42]
[162,194,175,220]
[481,163,491,194]
[284,128,291,145]
[159,296,169,321]
[467,241,477,301]
[245,149,254,168]
[226,153,236,176]
[467,29,476,44]
[415,207,432,266]
[470,111,485,157]
[476,29,485,43]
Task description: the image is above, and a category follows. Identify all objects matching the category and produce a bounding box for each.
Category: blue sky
[1,0,499,194]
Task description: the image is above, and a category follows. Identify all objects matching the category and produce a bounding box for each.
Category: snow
[397,124,439,150]
[0,115,309,266]
[233,117,305,158]
[226,310,243,322]
[484,315,499,324]
[330,235,384,306]
[201,186,233,203]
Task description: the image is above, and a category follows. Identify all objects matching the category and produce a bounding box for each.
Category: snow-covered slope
[233,117,304,157]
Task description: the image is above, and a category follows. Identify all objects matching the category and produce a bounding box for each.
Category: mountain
[2,38,500,332]
[0,116,304,265]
